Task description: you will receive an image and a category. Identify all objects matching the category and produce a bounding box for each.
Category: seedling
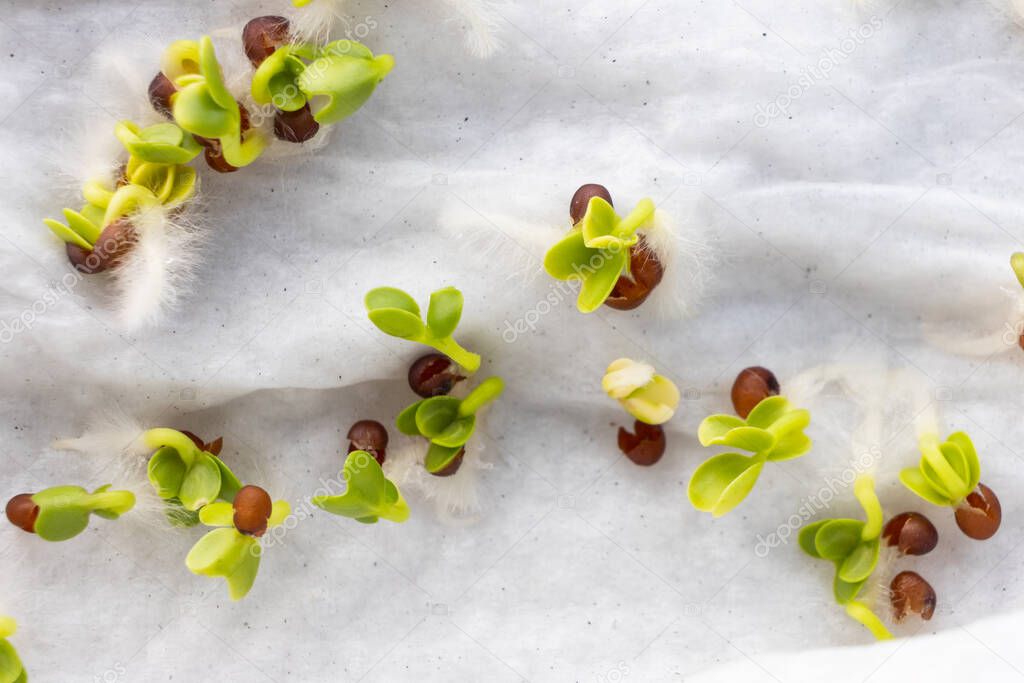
[312,450,410,523]
[799,475,892,640]
[251,39,394,126]
[0,616,25,683]
[43,120,199,271]
[396,376,504,475]
[163,36,266,168]
[365,286,481,373]
[899,431,1001,540]
[185,485,290,600]
[687,395,811,516]
[543,193,657,313]
[5,485,135,542]
[602,358,679,425]
[144,428,242,516]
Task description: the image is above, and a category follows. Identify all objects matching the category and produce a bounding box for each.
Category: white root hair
[640,208,716,320]
[110,206,207,331]
[288,0,348,45]
[383,434,490,521]
[442,0,504,58]
[921,287,1024,358]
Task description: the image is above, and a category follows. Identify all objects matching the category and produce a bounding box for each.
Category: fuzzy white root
[1010,0,1024,21]
[921,287,1024,358]
[443,0,504,58]
[641,209,716,320]
[288,0,348,45]
[111,206,206,330]
[437,201,547,285]
[383,435,490,520]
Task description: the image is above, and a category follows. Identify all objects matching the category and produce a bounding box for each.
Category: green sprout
[799,475,892,641]
[0,616,26,683]
[144,428,241,515]
[185,495,291,601]
[365,286,481,373]
[15,485,136,542]
[312,450,410,523]
[164,36,266,168]
[900,432,979,507]
[252,40,394,125]
[396,376,504,474]
[543,196,655,313]
[1012,252,1024,289]
[687,395,812,517]
[44,120,198,251]
[602,357,680,425]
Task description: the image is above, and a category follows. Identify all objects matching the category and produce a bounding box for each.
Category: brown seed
[66,242,103,274]
[890,571,936,622]
[6,493,39,534]
[731,366,781,419]
[955,482,1001,540]
[201,141,239,173]
[65,218,136,274]
[570,183,613,224]
[274,104,320,143]
[206,436,224,456]
[1019,332,1024,352]
[604,237,665,311]
[346,420,389,465]
[242,15,291,66]
[882,512,938,556]
[148,72,177,118]
[180,431,224,455]
[408,354,465,398]
[430,448,465,477]
[233,485,273,537]
[617,421,666,466]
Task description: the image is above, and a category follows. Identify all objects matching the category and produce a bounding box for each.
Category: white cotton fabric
[1,0,1023,681]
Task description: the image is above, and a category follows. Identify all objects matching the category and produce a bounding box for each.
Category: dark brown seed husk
[242,16,291,66]
[233,485,273,537]
[273,104,320,143]
[617,421,666,466]
[429,448,465,477]
[882,512,938,555]
[890,571,936,622]
[6,493,39,534]
[570,183,613,224]
[148,72,177,118]
[955,482,1001,540]
[347,420,389,465]
[408,354,465,398]
[731,367,781,419]
[604,238,665,311]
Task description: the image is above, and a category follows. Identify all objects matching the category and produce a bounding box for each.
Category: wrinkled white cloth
[1,0,1023,681]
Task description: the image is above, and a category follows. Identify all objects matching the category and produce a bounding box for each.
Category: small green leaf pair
[687,395,812,517]
[252,40,394,125]
[900,432,979,507]
[29,485,136,542]
[365,286,481,372]
[185,497,290,601]
[1011,252,1024,289]
[799,475,892,641]
[145,428,241,513]
[312,450,410,523]
[44,120,198,250]
[543,196,655,313]
[397,377,504,474]
[0,617,25,683]
[164,36,266,168]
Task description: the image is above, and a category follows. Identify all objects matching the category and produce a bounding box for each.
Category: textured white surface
[1,0,1024,681]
